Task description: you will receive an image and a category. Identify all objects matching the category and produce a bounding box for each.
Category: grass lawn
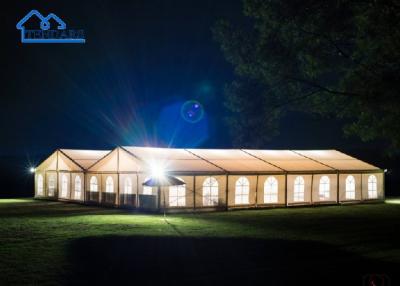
[1,199,399,285]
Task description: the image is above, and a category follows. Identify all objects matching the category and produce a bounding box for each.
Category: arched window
[368,175,377,199]
[124,177,132,194]
[293,176,305,202]
[48,175,55,196]
[203,177,219,206]
[37,174,43,196]
[235,177,249,204]
[319,176,330,200]
[90,176,98,192]
[169,178,186,207]
[143,177,152,195]
[106,176,114,193]
[264,176,278,203]
[345,175,355,199]
[74,176,81,199]
[61,174,68,198]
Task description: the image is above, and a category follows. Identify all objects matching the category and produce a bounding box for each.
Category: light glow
[151,164,165,179]
[29,167,36,173]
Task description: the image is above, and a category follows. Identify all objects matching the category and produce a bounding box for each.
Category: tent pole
[336,172,340,205]
[255,174,259,208]
[382,171,385,201]
[116,148,120,207]
[83,172,86,203]
[69,172,72,200]
[360,173,363,202]
[158,185,161,212]
[99,174,102,205]
[136,173,139,209]
[163,188,166,218]
[285,173,288,207]
[193,176,196,211]
[44,171,47,197]
[225,174,229,211]
[310,174,314,206]
[56,150,59,200]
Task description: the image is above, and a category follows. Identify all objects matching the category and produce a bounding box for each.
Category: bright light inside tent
[151,164,165,179]
[29,167,36,173]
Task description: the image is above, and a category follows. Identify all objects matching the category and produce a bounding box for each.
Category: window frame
[61,174,68,198]
[367,175,378,199]
[293,176,305,202]
[202,177,219,206]
[345,175,356,200]
[124,177,132,194]
[235,177,250,205]
[169,178,186,207]
[37,174,44,196]
[90,176,98,192]
[74,175,81,199]
[319,176,330,200]
[105,176,114,193]
[264,176,278,203]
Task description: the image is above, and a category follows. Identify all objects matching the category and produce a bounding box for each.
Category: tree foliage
[213,0,400,152]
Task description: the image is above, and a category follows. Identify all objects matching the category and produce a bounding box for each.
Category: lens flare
[180,100,204,123]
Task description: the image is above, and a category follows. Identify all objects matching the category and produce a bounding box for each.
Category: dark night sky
[1,0,396,188]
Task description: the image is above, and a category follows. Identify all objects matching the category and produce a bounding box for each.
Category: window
[368,175,378,199]
[37,174,43,196]
[124,177,132,194]
[48,175,55,196]
[264,176,278,203]
[143,177,152,195]
[90,176,98,192]
[293,176,305,202]
[106,176,114,193]
[319,176,330,200]
[74,176,81,199]
[203,177,219,206]
[235,177,249,204]
[61,174,68,198]
[345,175,355,199]
[169,178,186,207]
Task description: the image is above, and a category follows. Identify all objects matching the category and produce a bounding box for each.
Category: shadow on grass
[65,235,396,286]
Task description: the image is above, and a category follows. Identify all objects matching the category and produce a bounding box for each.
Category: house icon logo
[16,10,85,44]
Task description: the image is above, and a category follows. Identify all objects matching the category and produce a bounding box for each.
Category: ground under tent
[34,147,384,212]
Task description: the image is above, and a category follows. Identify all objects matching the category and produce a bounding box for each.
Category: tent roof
[122,146,224,172]
[292,150,379,171]
[121,147,380,173]
[59,149,111,170]
[37,147,381,173]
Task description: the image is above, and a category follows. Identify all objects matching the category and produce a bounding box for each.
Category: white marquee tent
[34,147,384,211]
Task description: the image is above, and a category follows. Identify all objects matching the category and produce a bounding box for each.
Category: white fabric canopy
[37,147,380,173]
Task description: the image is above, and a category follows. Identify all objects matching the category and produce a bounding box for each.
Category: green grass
[1,198,399,285]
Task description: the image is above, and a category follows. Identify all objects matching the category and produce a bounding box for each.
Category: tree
[213,0,400,153]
